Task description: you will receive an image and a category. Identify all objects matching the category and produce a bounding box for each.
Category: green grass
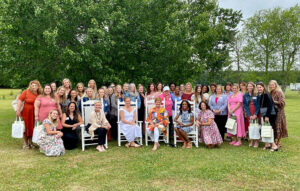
[0,89,299,191]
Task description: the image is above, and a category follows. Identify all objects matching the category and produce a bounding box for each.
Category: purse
[261,122,272,138]
[11,90,28,112]
[225,116,237,130]
[12,117,25,138]
[260,93,276,116]
[249,119,260,140]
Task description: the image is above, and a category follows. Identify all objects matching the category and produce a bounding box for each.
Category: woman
[256,82,278,152]
[50,82,57,93]
[155,82,163,97]
[179,84,185,94]
[159,86,173,135]
[146,98,169,151]
[123,83,130,98]
[209,85,228,140]
[107,87,118,140]
[88,79,98,97]
[174,100,194,149]
[137,84,145,123]
[240,82,247,94]
[224,82,232,97]
[227,84,245,146]
[191,85,203,114]
[62,78,72,96]
[87,101,111,152]
[181,82,194,101]
[101,86,109,96]
[171,86,182,120]
[35,84,63,130]
[197,101,223,148]
[78,87,96,112]
[269,80,288,147]
[97,88,108,115]
[210,83,216,95]
[119,97,142,148]
[64,89,79,112]
[202,85,210,102]
[16,80,42,149]
[55,86,66,113]
[76,82,85,100]
[61,102,83,150]
[169,83,176,94]
[243,82,261,148]
[146,83,156,101]
[129,83,139,102]
[37,110,65,156]
[115,84,124,102]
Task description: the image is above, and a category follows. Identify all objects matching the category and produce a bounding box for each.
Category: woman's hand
[35,116,39,122]
[72,125,77,130]
[16,111,21,118]
[196,120,200,127]
[57,131,63,138]
[228,110,233,116]
[265,117,269,122]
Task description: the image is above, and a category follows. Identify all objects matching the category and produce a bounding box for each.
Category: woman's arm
[44,123,62,136]
[120,110,134,125]
[34,98,41,121]
[16,99,23,117]
[200,118,213,126]
[61,113,74,128]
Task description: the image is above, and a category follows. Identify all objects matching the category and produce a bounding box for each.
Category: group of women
[15,79,287,156]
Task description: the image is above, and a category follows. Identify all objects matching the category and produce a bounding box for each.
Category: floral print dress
[198,110,223,145]
[176,110,194,133]
[37,119,65,157]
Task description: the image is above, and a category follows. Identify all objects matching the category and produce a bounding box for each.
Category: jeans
[147,127,161,142]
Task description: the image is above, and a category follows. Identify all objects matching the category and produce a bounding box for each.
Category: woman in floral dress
[197,101,223,148]
[37,110,65,156]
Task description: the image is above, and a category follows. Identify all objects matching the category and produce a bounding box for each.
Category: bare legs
[175,128,192,149]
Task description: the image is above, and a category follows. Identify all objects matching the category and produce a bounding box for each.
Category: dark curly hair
[199,101,210,110]
[179,100,192,115]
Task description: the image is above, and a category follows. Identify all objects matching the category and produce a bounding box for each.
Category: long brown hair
[66,102,79,122]
[42,84,56,99]
[194,85,203,104]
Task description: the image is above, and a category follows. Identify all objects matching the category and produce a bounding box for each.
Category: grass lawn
[0,89,299,191]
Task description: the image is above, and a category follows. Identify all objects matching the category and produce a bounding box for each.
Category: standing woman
[78,87,96,112]
[119,97,142,148]
[159,86,173,135]
[145,83,156,101]
[16,80,42,149]
[202,85,210,102]
[179,84,185,94]
[50,82,57,93]
[61,102,83,150]
[191,85,203,114]
[137,84,145,123]
[55,86,66,113]
[115,84,124,102]
[197,101,223,148]
[209,85,228,140]
[181,82,194,101]
[37,110,65,156]
[227,84,245,146]
[210,83,217,96]
[171,86,182,120]
[174,100,194,148]
[224,82,232,97]
[243,82,261,147]
[76,82,85,100]
[155,82,163,97]
[240,82,247,95]
[62,78,72,96]
[129,83,139,102]
[256,82,278,151]
[269,80,288,147]
[88,79,98,97]
[106,87,118,140]
[35,84,63,130]
[146,97,169,151]
[64,89,79,112]
[97,88,108,115]
[123,83,130,98]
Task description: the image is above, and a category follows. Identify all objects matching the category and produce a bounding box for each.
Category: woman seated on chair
[174,100,194,149]
[120,97,142,148]
[87,101,111,152]
[37,110,65,156]
[146,97,169,151]
[197,101,223,148]
[61,102,83,150]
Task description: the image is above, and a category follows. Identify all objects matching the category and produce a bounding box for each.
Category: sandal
[263,146,271,150]
[270,147,278,152]
[132,143,141,148]
[182,142,187,148]
[186,142,192,149]
[29,144,36,149]
[23,144,30,150]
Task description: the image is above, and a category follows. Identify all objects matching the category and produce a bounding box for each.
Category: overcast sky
[218,0,299,19]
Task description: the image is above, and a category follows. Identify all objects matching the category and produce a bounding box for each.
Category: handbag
[262,129,274,143]
[32,122,43,143]
[260,94,276,116]
[12,117,25,138]
[11,90,28,112]
[249,119,260,140]
[261,122,272,138]
[225,116,237,130]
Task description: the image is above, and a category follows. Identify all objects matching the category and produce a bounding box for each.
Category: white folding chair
[117,100,143,146]
[144,99,169,146]
[80,99,108,151]
[173,100,199,147]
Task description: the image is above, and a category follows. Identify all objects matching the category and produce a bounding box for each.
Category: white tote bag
[225,116,237,130]
[262,129,274,143]
[249,120,261,140]
[261,122,272,138]
[32,122,43,143]
[12,117,25,138]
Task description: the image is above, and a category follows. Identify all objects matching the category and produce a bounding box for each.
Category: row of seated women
[16,79,287,156]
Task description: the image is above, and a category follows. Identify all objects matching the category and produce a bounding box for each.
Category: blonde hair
[216,85,224,93]
[115,84,124,99]
[185,82,193,93]
[246,82,257,96]
[56,86,67,104]
[97,88,106,99]
[269,80,284,97]
[47,110,59,128]
[232,83,239,89]
[62,78,72,89]
[27,80,43,95]
[155,97,162,103]
[85,87,95,100]
[88,79,98,94]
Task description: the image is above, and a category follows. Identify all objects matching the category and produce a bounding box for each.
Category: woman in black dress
[137,84,145,122]
[61,102,83,150]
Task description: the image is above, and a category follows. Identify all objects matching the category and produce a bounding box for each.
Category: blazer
[106,94,118,117]
[209,94,228,116]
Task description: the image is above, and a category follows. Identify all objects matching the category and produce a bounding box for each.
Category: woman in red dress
[16,80,42,149]
[181,82,194,101]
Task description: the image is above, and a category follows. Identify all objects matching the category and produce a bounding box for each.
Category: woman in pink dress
[35,84,63,130]
[227,83,245,146]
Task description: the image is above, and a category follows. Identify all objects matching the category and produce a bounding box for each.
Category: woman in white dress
[120,97,142,148]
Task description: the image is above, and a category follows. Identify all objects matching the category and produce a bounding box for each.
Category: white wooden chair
[80,99,108,151]
[145,99,169,146]
[173,100,198,147]
[117,100,143,146]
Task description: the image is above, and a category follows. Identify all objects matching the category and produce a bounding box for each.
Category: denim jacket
[243,93,261,117]
[209,94,228,115]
